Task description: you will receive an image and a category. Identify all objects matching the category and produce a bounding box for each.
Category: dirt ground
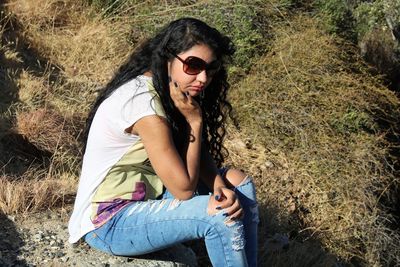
[0,210,198,267]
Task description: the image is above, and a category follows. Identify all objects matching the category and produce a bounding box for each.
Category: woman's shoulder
[104,75,165,116]
[113,75,153,98]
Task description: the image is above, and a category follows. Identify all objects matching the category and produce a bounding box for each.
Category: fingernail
[174,82,178,88]
[223,212,228,216]
[215,195,220,201]
[216,206,222,210]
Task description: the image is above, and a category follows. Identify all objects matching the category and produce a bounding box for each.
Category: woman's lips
[191,86,204,92]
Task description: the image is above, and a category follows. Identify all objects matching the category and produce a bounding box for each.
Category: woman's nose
[196,70,207,83]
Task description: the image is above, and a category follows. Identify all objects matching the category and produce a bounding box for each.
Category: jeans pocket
[85,231,113,255]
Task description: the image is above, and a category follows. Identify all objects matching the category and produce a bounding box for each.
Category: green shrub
[354,1,386,38]
[331,108,377,134]
[314,0,357,41]
[88,0,267,75]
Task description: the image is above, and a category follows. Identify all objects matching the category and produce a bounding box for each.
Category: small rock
[270,149,279,155]
[264,160,274,168]
[108,258,118,264]
[288,200,296,213]
[33,234,43,241]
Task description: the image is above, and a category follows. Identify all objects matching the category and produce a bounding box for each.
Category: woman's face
[168,44,217,97]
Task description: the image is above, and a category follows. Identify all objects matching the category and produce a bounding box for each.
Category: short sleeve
[105,77,166,133]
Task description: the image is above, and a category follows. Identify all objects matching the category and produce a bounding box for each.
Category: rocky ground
[0,211,198,267]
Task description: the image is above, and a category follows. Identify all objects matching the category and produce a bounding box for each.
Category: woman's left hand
[212,187,243,221]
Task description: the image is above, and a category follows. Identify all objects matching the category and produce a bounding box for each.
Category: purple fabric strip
[92,182,147,227]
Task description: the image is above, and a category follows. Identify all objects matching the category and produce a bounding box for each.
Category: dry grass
[0,171,75,214]
[1,1,399,266]
[228,15,400,266]
[0,0,135,213]
[359,27,400,89]
[16,108,72,152]
[6,0,137,114]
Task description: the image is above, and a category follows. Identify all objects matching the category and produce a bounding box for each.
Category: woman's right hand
[169,80,202,124]
[207,187,243,222]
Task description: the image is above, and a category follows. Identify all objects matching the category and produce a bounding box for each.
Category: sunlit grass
[0,1,399,266]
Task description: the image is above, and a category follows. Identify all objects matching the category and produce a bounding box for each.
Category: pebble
[265,160,274,168]
[60,256,69,262]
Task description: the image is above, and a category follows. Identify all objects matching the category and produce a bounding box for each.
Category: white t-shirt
[68,75,165,243]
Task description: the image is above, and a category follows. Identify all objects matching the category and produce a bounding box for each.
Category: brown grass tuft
[228,15,400,265]
[0,171,75,214]
[16,107,76,153]
[359,27,400,88]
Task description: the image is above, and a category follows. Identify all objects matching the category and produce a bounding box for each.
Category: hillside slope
[1,0,399,266]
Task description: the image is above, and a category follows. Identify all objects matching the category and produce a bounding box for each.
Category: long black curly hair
[84,17,235,167]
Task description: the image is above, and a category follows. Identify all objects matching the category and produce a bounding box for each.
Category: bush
[314,0,357,41]
[88,0,268,75]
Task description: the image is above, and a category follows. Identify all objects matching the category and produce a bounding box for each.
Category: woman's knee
[223,168,247,188]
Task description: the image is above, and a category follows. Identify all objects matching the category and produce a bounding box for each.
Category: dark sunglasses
[169,51,221,76]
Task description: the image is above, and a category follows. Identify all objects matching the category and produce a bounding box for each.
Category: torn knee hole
[227,221,245,251]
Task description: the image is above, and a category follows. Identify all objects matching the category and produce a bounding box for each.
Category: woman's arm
[131,81,203,200]
[133,115,202,200]
[200,147,244,220]
[199,147,227,191]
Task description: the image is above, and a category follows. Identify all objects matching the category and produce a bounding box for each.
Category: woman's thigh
[85,194,242,256]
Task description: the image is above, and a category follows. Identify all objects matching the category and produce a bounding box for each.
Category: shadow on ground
[0,212,28,266]
[258,202,344,267]
[0,2,62,176]
[183,201,344,267]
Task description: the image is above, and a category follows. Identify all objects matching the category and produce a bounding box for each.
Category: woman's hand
[208,187,243,222]
[169,81,202,124]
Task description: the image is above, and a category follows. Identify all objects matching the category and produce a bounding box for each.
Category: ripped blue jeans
[84,176,259,267]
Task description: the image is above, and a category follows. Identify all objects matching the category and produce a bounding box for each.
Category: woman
[68,17,259,267]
